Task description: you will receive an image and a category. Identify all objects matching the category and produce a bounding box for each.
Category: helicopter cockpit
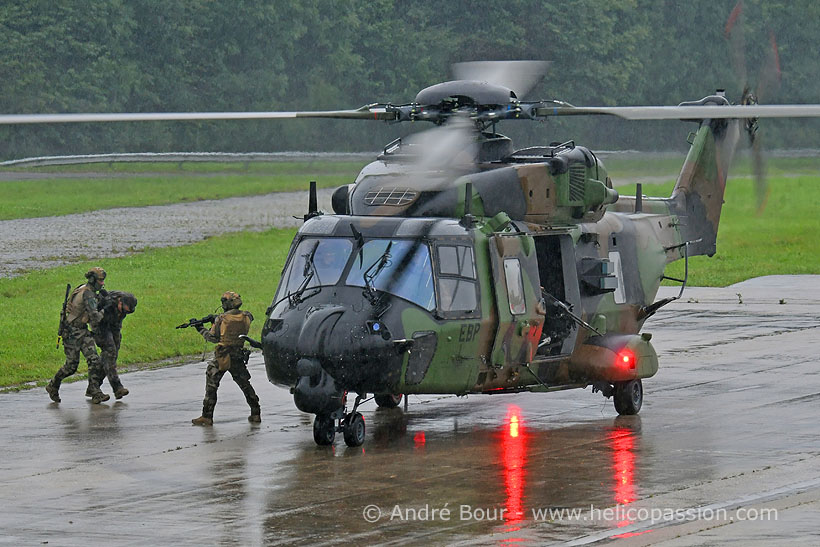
[275,236,437,312]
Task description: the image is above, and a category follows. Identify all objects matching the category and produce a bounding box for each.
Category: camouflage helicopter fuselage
[261,96,738,422]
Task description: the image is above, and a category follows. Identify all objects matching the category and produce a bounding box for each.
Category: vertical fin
[669,118,741,257]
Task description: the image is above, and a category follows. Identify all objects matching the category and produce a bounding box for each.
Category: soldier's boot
[192,416,214,426]
[85,378,103,397]
[114,387,129,399]
[90,390,110,404]
[46,381,61,403]
[248,410,261,424]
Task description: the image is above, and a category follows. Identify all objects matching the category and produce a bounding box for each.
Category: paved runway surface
[1,276,818,545]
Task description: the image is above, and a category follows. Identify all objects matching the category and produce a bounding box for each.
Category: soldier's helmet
[221,291,242,311]
[85,267,107,283]
[123,292,137,312]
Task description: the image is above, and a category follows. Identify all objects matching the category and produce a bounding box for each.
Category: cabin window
[438,278,477,312]
[438,245,476,278]
[345,239,436,310]
[279,238,353,297]
[435,244,477,313]
[503,258,526,315]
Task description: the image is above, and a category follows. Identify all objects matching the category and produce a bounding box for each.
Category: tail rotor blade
[752,136,769,214]
[725,0,748,91]
[756,31,782,103]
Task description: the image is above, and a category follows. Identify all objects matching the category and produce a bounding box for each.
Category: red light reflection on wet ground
[608,426,636,527]
[500,405,528,530]
[413,431,426,450]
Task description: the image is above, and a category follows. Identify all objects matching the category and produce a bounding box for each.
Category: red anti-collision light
[617,349,636,369]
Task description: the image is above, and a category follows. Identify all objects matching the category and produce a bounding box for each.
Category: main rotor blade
[0,106,398,125]
[536,104,820,120]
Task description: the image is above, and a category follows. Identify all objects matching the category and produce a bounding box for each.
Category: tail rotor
[725,1,782,214]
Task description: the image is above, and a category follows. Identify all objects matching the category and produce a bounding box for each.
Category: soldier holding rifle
[178,291,260,425]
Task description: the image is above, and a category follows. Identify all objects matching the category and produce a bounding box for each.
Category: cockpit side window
[436,244,478,314]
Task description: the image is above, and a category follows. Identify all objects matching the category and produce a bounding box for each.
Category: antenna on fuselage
[304,180,320,221]
[460,182,476,228]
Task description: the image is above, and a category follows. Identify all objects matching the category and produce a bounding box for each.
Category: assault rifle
[238,334,263,349]
[176,314,216,330]
[57,283,71,349]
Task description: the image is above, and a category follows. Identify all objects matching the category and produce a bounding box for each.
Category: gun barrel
[239,334,263,349]
[176,315,215,330]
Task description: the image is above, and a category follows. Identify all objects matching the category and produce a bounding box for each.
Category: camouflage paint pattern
[201,353,260,419]
[93,329,124,392]
[51,325,106,390]
[197,305,259,418]
[262,114,738,409]
[50,282,107,394]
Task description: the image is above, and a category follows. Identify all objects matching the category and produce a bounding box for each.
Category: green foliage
[0,227,296,386]
[3,0,820,159]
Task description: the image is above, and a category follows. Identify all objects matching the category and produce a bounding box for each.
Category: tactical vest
[214,310,253,371]
[217,310,252,348]
[65,284,96,327]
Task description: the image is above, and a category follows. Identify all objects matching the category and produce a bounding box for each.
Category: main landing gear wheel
[313,414,335,445]
[374,393,403,408]
[343,412,366,447]
[614,379,643,415]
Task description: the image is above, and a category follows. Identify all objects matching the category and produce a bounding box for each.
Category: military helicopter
[5,58,820,447]
[239,64,820,447]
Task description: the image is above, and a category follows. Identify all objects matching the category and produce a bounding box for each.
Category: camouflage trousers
[51,326,105,391]
[201,351,260,419]
[93,329,124,392]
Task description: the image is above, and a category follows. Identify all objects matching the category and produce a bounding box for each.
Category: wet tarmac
[0,189,333,277]
[1,276,819,545]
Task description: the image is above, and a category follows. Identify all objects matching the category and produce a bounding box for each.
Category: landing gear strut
[312,393,367,447]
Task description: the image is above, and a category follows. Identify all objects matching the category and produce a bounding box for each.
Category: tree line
[2,0,819,160]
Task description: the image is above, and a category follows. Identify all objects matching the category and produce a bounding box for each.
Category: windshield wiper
[363,241,392,304]
[289,240,321,306]
[350,223,365,267]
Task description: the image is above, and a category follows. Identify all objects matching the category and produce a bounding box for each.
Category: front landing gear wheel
[313,414,335,445]
[343,412,366,447]
[614,379,643,415]
[374,393,403,408]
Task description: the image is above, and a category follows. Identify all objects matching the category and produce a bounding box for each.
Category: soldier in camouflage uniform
[88,291,137,400]
[46,267,110,404]
[191,291,261,426]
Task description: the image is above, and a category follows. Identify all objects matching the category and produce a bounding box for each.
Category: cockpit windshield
[276,237,435,311]
[345,239,435,310]
[278,238,353,298]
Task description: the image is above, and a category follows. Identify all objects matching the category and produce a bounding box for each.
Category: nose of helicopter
[262,299,408,393]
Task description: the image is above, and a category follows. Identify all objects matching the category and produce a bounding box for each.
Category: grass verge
[0,161,364,220]
[603,154,820,181]
[1,173,818,387]
[0,227,295,387]
[619,175,820,286]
